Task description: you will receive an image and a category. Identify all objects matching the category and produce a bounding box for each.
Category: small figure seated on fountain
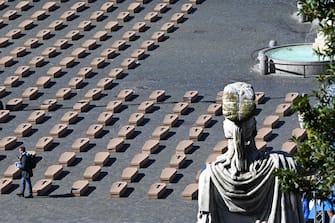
[197,82,304,223]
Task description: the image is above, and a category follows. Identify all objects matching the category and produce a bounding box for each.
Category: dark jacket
[20,152,33,178]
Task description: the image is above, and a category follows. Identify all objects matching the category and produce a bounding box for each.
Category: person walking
[16,146,33,198]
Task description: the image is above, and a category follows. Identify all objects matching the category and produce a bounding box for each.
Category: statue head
[222,82,257,140]
[222,82,256,122]
[221,82,257,173]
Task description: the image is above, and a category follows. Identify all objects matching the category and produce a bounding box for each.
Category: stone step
[281,141,297,154]
[195,114,212,128]
[117,11,130,22]
[100,2,114,13]
[78,20,92,31]
[15,66,30,77]
[121,167,138,183]
[161,22,174,33]
[207,103,222,116]
[105,20,119,32]
[141,139,159,154]
[118,125,135,139]
[140,40,155,51]
[70,2,86,12]
[35,136,53,151]
[96,78,113,90]
[60,10,76,21]
[127,2,141,13]
[182,183,198,200]
[108,68,124,79]
[59,57,75,68]
[148,90,165,102]
[152,126,169,140]
[82,39,97,50]
[86,124,104,139]
[71,180,89,197]
[0,110,10,123]
[162,114,179,127]
[97,111,114,126]
[40,99,57,111]
[0,178,13,194]
[58,152,76,167]
[100,48,117,59]
[255,127,272,141]
[154,3,167,13]
[132,21,146,32]
[93,31,108,41]
[131,153,149,168]
[44,165,63,180]
[90,10,104,22]
[291,128,307,141]
[189,127,204,141]
[176,140,193,154]
[117,89,134,101]
[72,138,90,152]
[22,87,39,100]
[173,102,189,115]
[122,31,137,41]
[212,140,228,154]
[275,103,292,117]
[160,167,177,183]
[85,88,102,101]
[6,98,24,111]
[144,11,158,22]
[181,3,193,14]
[110,181,127,198]
[0,136,17,150]
[128,112,144,126]
[94,152,110,166]
[71,47,86,58]
[107,137,125,152]
[61,111,78,124]
[73,100,90,112]
[90,57,105,69]
[255,92,265,104]
[148,183,166,199]
[170,154,186,169]
[4,164,20,179]
[14,123,33,137]
[83,165,101,181]
[138,101,154,113]
[32,179,52,196]
[263,115,280,128]
[42,47,57,58]
[49,124,68,138]
[4,76,19,87]
[170,13,184,23]
[68,77,84,89]
[285,92,299,104]
[56,88,72,100]
[47,66,62,78]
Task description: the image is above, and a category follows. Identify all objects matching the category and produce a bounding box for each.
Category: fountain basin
[258,43,330,77]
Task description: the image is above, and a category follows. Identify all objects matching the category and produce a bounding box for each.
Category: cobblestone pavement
[0,0,318,222]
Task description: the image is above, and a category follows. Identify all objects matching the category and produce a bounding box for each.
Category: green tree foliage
[274,0,335,201]
[299,0,335,57]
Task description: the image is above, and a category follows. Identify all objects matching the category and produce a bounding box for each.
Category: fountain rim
[262,43,330,65]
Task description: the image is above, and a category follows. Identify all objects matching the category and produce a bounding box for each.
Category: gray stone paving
[0,0,319,222]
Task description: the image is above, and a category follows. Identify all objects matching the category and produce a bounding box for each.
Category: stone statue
[197,82,304,223]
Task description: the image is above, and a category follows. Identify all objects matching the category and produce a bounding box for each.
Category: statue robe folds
[197,151,304,223]
[197,82,304,223]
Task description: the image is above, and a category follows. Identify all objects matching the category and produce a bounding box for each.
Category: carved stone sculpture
[197,82,304,223]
